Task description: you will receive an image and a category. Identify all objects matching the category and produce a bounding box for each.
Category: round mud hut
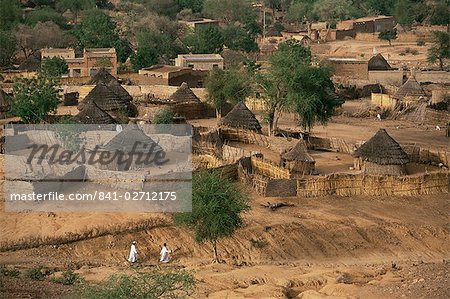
[281,141,315,175]
[168,82,201,104]
[87,68,138,117]
[393,76,426,101]
[100,124,164,171]
[75,100,116,124]
[353,129,409,175]
[219,101,262,133]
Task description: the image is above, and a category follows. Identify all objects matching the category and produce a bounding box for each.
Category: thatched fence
[250,156,291,179]
[297,171,449,198]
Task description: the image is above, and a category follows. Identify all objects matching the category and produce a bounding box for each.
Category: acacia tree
[11,75,61,123]
[265,39,340,132]
[428,31,449,71]
[56,0,94,24]
[379,29,397,46]
[205,68,251,118]
[184,25,224,54]
[174,171,250,262]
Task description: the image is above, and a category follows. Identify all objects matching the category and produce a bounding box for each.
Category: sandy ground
[311,39,433,69]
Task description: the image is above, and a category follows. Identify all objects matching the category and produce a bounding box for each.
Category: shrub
[26,266,44,281]
[79,270,195,298]
[417,40,425,46]
[152,107,174,124]
[51,269,82,285]
[0,265,20,277]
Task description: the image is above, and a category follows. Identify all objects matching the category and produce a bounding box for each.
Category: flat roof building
[175,54,224,71]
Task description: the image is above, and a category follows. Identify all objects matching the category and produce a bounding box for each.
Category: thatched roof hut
[354,129,409,175]
[168,82,201,103]
[394,76,426,100]
[74,100,116,124]
[219,101,262,132]
[88,68,133,101]
[103,124,163,153]
[83,83,129,112]
[0,89,11,113]
[368,54,391,71]
[101,124,164,171]
[281,141,315,175]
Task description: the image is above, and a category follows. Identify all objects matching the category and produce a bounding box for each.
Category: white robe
[160,246,171,263]
[128,244,137,263]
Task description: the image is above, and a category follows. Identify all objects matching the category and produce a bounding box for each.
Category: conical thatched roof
[368,53,391,71]
[103,124,163,153]
[282,141,315,162]
[354,129,409,165]
[75,100,116,124]
[84,83,129,112]
[219,101,262,132]
[168,82,201,103]
[394,76,426,100]
[87,68,118,85]
[88,68,133,103]
[0,89,11,112]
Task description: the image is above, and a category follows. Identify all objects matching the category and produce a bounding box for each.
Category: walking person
[160,243,172,263]
[128,241,138,263]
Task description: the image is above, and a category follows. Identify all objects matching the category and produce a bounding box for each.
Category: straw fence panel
[222,144,252,163]
[221,128,270,147]
[298,171,449,198]
[192,155,223,170]
[250,156,291,179]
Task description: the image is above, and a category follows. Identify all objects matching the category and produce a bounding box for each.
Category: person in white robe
[160,243,172,263]
[128,241,137,263]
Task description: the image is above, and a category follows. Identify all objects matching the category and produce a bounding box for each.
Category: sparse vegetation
[152,107,175,124]
[26,266,45,281]
[78,270,196,298]
[50,269,82,285]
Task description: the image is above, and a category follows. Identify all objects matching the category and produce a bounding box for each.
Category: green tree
[393,0,416,25]
[429,1,450,26]
[184,26,224,54]
[11,75,61,123]
[56,0,94,24]
[379,29,397,46]
[0,30,16,68]
[286,2,316,23]
[205,68,251,118]
[176,0,204,13]
[25,8,68,29]
[41,57,69,77]
[174,171,250,262]
[74,9,131,62]
[428,31,450,70]
[269,40,340,131]
[130,47,158,71]
[0,0,21,30]
[313,0,356,22]
[222,25,258,53]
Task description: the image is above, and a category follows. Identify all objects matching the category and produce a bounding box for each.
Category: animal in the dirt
[261,202,295,211]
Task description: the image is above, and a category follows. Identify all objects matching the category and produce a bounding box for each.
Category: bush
[417,40,425,46]
[50,269,82,285]
[152,107,174,124]
[0,265,20,277]
[78,270,195,298]
[26,266,44,281]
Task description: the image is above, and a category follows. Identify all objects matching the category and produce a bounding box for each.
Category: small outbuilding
[393,76,427,101]
[167,82,201,104]
[100,124,164,171]
[368,53,392,71]
[281,141,315,175]
[75,99,116,124]
[219,101,262,133]
[353,129,409,175]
